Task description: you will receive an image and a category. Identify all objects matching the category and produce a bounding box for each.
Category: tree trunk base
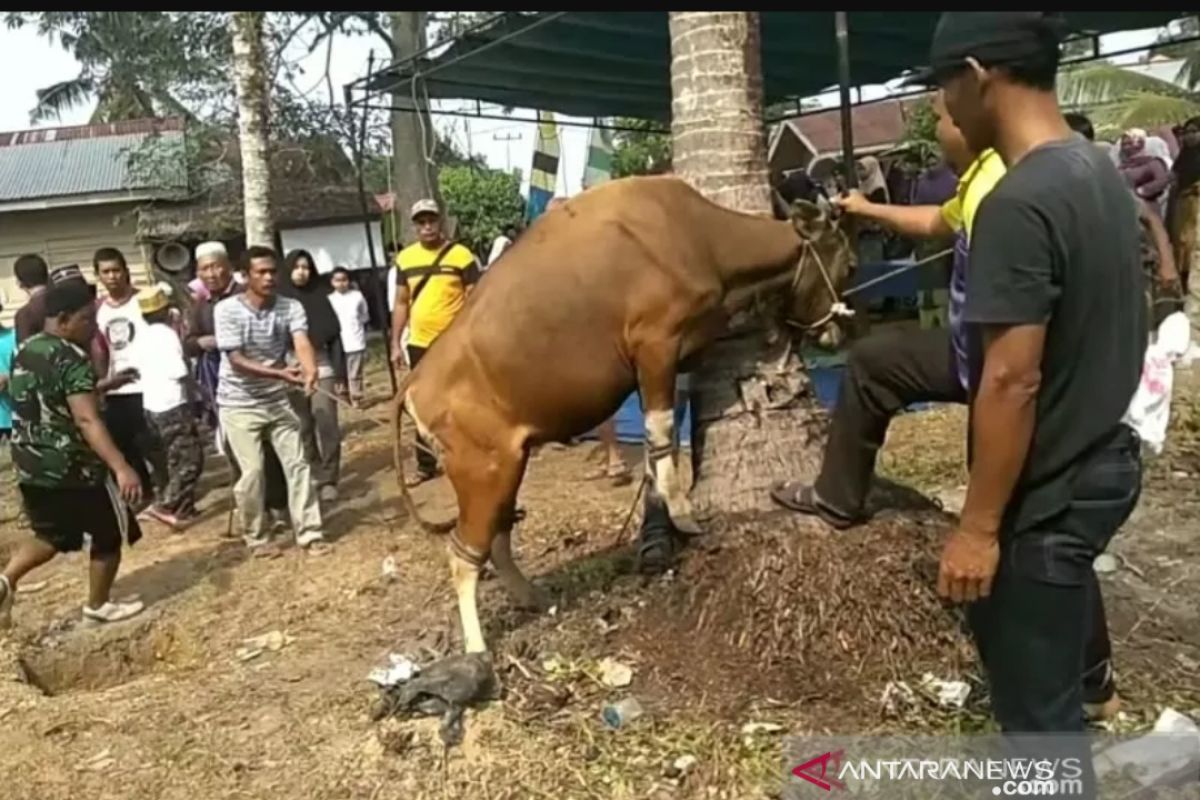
[688,326,828,518]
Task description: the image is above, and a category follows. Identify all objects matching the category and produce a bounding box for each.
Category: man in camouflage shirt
[0,280,146,627]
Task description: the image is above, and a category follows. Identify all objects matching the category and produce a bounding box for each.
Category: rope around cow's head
[784,243,955,333]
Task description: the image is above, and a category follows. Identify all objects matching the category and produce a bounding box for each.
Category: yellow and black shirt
[395,242,480,348]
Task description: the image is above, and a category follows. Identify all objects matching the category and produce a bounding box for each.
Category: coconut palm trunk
[669,11,828,515]
[390,12,443,224]
[231,11,274,249]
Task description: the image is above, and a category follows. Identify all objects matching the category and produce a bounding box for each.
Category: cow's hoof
[511,586,551,613]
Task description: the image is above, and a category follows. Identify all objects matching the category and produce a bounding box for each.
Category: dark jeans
[407,345,437,476]
[968,426,1142,734]
[815,328,966,517]
[103,393,167,502]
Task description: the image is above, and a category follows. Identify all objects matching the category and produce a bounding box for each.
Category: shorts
[18,481,142,555]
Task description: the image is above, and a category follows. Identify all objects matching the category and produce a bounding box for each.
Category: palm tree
[1059,18,1200,136]
[230,11,273,248]
[5,12,214,125]
[667,11,827,515]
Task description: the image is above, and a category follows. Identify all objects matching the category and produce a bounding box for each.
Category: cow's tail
[393,375,456,535]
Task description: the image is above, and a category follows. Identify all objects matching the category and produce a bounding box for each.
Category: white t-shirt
[486,234,512,268]
[137,322,189,413]
[96,295,149,395]
[328,289,369,353]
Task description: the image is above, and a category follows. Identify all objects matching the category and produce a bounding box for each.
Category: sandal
[584,464,634,487]
[405,471,436,488]
[769,482,860,530]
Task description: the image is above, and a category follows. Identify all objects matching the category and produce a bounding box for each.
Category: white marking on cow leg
[490,530,542,610]
[450,549,486,653]
[404,395,439,456]
[645,409,701,535]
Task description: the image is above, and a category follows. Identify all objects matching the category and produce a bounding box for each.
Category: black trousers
[406,345,437,476]
[103,393,167,500]
[969,427,1140,734]
[813,327,1123,734]
[814,328,967,517]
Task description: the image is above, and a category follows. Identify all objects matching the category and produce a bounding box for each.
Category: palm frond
[1086,91,1200,136]
[1176,49,1200,91]
[29,76,94,124]
[1058,62,1193,108]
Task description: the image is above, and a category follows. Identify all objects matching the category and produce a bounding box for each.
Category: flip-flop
[769,482,859,530]
[405,472,435,488]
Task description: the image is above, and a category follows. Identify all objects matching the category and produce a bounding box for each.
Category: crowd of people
[0,231,383,622]
[0,15,1193,778]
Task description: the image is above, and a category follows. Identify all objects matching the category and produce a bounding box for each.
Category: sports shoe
[0,575,13,629]
[82,599,145,626]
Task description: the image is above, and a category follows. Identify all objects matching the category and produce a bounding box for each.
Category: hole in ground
[17,614,197,696]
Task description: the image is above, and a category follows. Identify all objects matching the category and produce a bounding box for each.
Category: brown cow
[392,175,855,654]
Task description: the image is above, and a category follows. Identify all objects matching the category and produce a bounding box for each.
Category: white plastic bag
[1122,312,1191,454]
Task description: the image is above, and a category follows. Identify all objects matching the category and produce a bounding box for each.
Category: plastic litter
[381,556,398,581]
[918,673,971,709]
[235,630,293,662]
[602,697,644,729]
[1094,707,1200,788]
[367,653,420,688]
[1123,311,1191,454]
[597,657,633,688]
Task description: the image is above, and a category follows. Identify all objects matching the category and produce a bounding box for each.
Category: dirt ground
[0,355,1197,800]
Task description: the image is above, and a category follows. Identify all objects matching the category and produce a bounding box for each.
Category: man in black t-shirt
[919,13,1146,737]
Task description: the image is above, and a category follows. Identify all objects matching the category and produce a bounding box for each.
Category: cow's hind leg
[445,442,530,653]
[634,338,701,534]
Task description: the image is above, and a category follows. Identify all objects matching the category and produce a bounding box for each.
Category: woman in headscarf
[279,249,346,503]
[855,155,890,204]
[1115,128,1173,215]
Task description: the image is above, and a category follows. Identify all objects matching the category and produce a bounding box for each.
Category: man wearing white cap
[389,199,480,485]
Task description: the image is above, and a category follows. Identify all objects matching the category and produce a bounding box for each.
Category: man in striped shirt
[214,246,327,554]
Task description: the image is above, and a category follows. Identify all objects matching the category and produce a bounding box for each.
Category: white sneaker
[82,599,145,625]
[0,576,13,629]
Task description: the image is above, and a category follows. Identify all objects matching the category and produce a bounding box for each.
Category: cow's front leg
[635,339,701,535]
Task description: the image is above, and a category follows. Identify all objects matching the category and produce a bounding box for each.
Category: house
[768,95,932,184]
[0,118,187,324]
[135,135,385,276]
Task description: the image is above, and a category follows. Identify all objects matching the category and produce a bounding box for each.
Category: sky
[0,19,1166,200]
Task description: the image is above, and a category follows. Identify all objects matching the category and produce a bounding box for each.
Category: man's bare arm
[958,323,1046,537]
[228,350,295,382]
[291,331,319,381]
[1138,199,1179,285]
[390,285,410,364]
[67,391,142,505]
[836,191,954,239]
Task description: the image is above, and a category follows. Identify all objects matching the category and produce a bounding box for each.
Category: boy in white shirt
[136,287,204,526]
[328,267,369,407]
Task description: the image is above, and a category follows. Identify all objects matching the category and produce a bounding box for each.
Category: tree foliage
[611,117,672,178]
[4,11,229,124]
[437,165,524,257]
[898,96,940,165]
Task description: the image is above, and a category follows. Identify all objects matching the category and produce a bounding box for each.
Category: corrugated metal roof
[0,118,187,203]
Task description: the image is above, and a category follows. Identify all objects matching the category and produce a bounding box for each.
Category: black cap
[902,12,1067,87]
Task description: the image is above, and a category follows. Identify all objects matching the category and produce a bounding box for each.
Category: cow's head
[786,198,856,349]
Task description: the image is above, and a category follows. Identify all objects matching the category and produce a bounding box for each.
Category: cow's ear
[790,199,826,240]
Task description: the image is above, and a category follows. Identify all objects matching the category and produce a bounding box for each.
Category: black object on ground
[370,652,497,747]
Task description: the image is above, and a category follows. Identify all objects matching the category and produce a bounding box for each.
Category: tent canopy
[356,12,1184,122]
